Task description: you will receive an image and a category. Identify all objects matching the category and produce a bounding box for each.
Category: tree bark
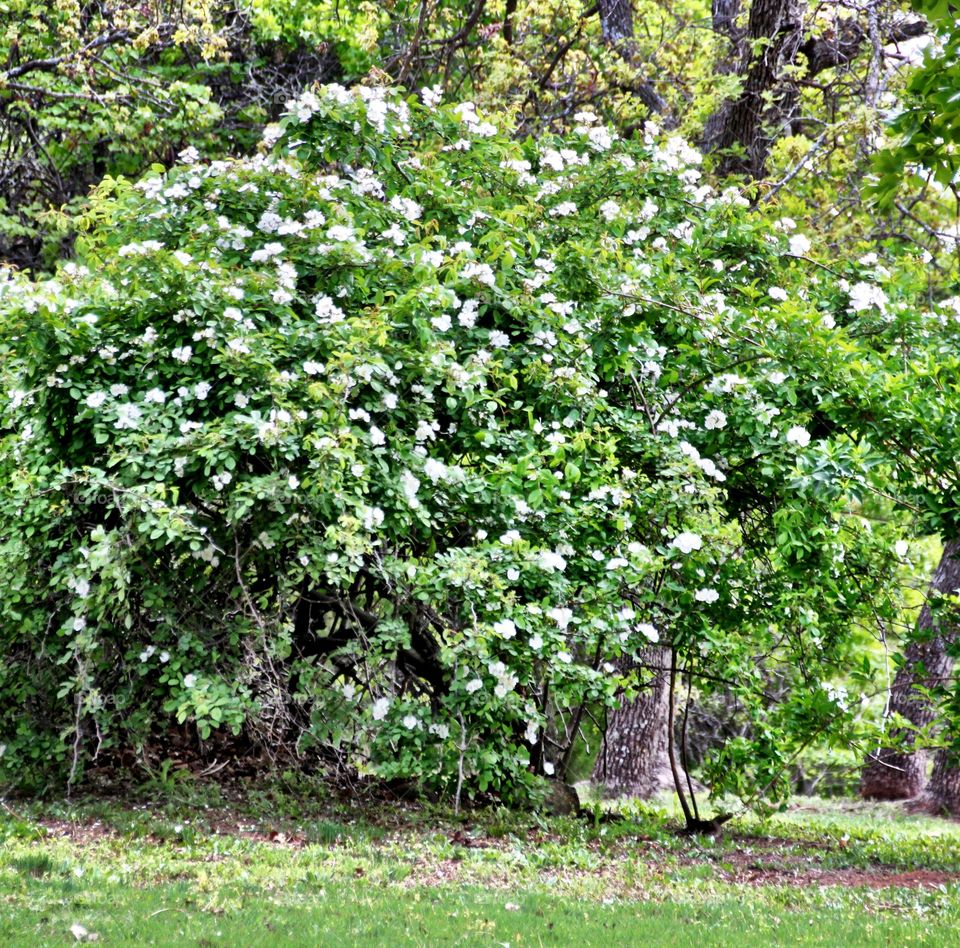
[596,0,673,119]
[703,0,928,177]
[700,0,746,152]
[712,0,743,38]
[923,746,960,816]
[592,646,676,796]
[598,0,635,43]
[860,538,960,800]
[712,0,804,177]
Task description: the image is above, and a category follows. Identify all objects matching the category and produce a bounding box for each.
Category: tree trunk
[598,0,635,42]
[923,746,960,816]
[703,1,928,176]
[592,646,676,796]
[700,0,746,151]
[860,538,960,800]
[711,0,804,177]
[596,0,673,119]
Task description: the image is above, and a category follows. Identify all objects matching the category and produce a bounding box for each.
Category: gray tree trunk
[596,0,672,118]
[922,747,960,816]
[711,0,804,177]
[860,538,960,800]
[598,0,635,42]
[592,646,676,796]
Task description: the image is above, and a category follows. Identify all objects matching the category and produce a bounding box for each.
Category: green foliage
[873,0,960,205]
[0,0,339,271]
[0,84,934,806]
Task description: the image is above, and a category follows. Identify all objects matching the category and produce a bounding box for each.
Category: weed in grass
[306,820,348,845]
[10,854,55,877]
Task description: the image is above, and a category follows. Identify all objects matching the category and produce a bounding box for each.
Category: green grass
[2,793,960,945]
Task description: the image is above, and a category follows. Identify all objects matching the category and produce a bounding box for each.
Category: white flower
[543,761,555,776]
[548,607,573,630]
[461,262,496,286]
[369,426,386,446]
[599,200,621,221]
[342,682,356,701]
[288,475,300,490]
[423,458,447,482]
[401,470,421,507]
[115,403,142,430]
[389,196,422,221]
[402,714,419,730]
[895,540,909,558]
[85,391,108,409]
[550,202,577,217]
[144,388,167,404]
[465,678,483,694]
[671,532,702,554]
[704,409,727,430]
[525,721,538,744]
[139,645,156,663]
[587,126,615,151]
[494,619,517,639]
[537,550,567,572]
[372,697,391,720]
[183,674,198,688]
[529,634,543,650]
[420,85,443,107]
[694,588,719,603]
[788,234,811,256]
[171,345,192,363]
[315,295,346,323]
[327,225,354,242]
[429,722,450,739]
[361,506,385,531]
[786,425,811,447]
[556,651,573,664]
[458,299,479,327]
[638,623,659,642]
[848,282,888,312]
[159,651,170,663]
[769,287,788,302]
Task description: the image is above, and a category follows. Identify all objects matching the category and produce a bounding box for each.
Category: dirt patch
[701,838,959,889]
[721,862,958,889]
[37,819,122,845]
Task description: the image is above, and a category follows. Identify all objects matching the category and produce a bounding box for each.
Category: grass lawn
[2,789,959,945]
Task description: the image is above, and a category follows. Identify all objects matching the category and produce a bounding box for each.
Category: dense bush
[0,84,930,802]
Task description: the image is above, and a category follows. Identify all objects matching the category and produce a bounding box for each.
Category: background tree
[860,540,960,800]
[0,0,339,271]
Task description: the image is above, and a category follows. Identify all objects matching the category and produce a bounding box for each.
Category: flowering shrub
[0,85,926,801]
